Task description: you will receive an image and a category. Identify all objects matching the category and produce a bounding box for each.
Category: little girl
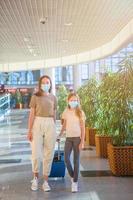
[58,92,86,192]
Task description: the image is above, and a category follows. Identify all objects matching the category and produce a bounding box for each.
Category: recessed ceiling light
[27,45,32,49]
[24,37,30,42]
[33,54,37,56]
[29,49,34,53]
[64,22,72,26]
[62,39,68,42]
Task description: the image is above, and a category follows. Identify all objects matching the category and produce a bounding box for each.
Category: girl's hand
[79,142,84,150]
[27,132,33,142]
[56,138,60,142]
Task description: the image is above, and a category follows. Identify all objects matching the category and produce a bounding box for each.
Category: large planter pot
[107,143,133,176]
[85,127,96,146]
[95,134,112,158]
[85,127,89,146]
[15,103,23,109]
[88,128,96,146]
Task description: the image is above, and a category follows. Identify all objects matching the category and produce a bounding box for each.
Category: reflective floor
[0,110,133,200]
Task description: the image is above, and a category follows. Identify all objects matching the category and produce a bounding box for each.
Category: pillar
[73,65,82,91]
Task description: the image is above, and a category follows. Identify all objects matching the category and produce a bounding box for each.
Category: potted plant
[15,89,23,109]
[56,85,68,122]
[95,74,113,158]
[107,55,133,176]
[78,79,98,146]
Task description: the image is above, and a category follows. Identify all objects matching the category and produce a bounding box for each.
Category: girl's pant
[64,137,81,182]
[31,117,56,176]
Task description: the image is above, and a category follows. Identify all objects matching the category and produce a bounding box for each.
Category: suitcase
[49,141,66,178]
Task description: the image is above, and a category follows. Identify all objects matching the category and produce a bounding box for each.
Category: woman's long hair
[67,92,83,121]
[35,75,52,96]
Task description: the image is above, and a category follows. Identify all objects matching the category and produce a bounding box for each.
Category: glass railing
[0,93,11,120]
[4,81,38,86]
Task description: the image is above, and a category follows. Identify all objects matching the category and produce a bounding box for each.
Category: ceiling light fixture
[64,22,72,26]
[27,45,32,49]
[62,39,68,42]
[29,49,34,53]
[24,37,30,42]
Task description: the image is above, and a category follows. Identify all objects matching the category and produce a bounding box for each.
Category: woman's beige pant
[31,117,56,176]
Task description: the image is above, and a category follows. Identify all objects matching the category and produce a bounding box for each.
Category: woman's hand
[79,142,84,150]
[27,132,33,142]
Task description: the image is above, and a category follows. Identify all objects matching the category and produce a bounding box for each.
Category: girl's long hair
[35,75,52,96]
[67,92,83,121]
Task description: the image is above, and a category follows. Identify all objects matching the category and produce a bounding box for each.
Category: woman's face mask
[41,83,50,93]
[69,100,79,108]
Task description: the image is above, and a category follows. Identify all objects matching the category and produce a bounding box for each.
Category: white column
[40,69,45,76]
[43,67,56,94]
[73,65,82,91]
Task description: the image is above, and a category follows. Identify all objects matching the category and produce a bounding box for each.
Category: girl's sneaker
[42,181,51,192]
[71,182,78,192]
[71,178,73,183]
[31,177,38,191]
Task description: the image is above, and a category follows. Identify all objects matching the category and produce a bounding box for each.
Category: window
[81,64,88,80]
[55,66,73,84]
[95,61,100,73]
[55,67,62,83]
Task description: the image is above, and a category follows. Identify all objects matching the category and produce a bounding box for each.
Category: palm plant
[78,78,98,128]
[56,85,68,119]
[96,55,133,145]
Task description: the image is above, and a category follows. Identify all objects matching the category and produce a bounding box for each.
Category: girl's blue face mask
[69,101,79,108]
[41,84,50,93]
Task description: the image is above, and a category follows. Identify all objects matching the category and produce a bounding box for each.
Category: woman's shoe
[31,177,38,191]
[71,182,78,192]
[42,181,51,192]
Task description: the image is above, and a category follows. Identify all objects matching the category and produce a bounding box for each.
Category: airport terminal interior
[0,0,133,200]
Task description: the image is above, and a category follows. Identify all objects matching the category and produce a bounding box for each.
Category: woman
[27,75,57,192]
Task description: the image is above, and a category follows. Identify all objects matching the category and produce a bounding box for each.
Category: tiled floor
[0,110,133,200]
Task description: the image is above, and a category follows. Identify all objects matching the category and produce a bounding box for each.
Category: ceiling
[0,0,133,64]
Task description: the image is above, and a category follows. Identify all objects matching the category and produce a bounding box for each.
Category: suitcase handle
[57,140,61,160]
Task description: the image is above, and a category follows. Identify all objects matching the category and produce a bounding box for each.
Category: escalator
[0,93,11,121]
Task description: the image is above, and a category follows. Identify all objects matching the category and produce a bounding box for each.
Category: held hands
[27,132,33,142]
[56,132,62,142]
